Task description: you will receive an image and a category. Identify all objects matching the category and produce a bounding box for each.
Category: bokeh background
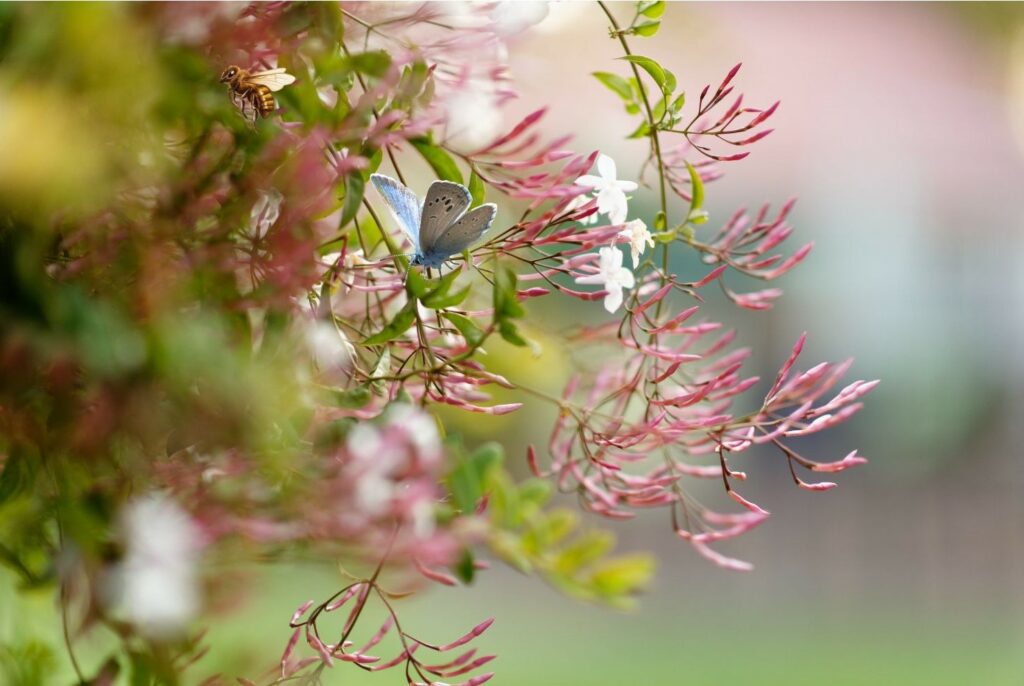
[3,3,1023,684]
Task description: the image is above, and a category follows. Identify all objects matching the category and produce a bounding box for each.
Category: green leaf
[651,95,667,123]
[339,172,365,229]
[410,137,464,184]
[654,210,667,231]
[632,20,660,37]
[685,161,704,214]
[422,284,470,309]
[347,50,391,78]
[454,548,476,584]
[362,299,417,345]
[447,441,504,513]
[554,530,615,574]
[662,68,677,95]
[329,385,372,409]
[393,61,431,108]
[493,266,527,346]
[404,268,430,298]
[627,120,651,139]
[620,55,666,90]
[639,0,666,18]
[592,71,633,102]
[416,266,463,309]
[128,652,154,686]
[589,554,655,597]
[468,170,486,206]
[653,228,677,244]
[671,92,686,112]
[445,312,485,347]
[313,2,344,42]
[517,479,553,509]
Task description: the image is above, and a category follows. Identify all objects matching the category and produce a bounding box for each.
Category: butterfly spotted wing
[419,181,472,250]
[425,204,497,264]
[369,174,422,245]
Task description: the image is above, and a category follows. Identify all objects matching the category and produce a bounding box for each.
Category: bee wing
[247,70,296,92]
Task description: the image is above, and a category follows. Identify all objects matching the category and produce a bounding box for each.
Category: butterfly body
[370,174,496,269]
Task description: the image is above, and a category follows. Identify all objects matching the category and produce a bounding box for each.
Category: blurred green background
[2,2,1023,684]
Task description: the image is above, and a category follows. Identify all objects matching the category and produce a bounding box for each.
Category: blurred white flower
[113,494,202,639]
[575,246,635,313]
[619,219,654,268]
[489,1,549,36]
[305,321,355,373]
[444,89,503,153]
[249,189,282,239]
[386,403,441,459]
[576,154,638,224]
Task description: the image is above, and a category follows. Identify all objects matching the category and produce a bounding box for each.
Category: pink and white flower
[575,246,635,313]
[619,218,654,268]
[575,153,638,224]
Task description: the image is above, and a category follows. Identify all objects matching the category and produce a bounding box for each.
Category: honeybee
[219,65,296,124]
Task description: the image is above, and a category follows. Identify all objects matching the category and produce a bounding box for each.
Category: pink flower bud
[438,618,495,651]
[415,558,458,586]
[798,480,838,491]
[694,264,728,288]
[526,445,543,477]
[290,600,314,626]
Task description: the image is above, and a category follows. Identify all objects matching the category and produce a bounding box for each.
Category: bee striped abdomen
[254,85,276,117]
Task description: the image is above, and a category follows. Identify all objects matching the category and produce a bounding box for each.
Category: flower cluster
[0,2,873,685]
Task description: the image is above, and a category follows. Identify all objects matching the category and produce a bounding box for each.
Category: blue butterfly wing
[423,203,497,264]
[370,174,422,247]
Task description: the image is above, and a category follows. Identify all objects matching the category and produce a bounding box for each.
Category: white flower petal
[629,245,641,268]
[574,273,606,286]
[603,284,624,313]
[616,180,639,192]
[597,153,617,181]
[596,187,627,223]
[575,175,604,189]
[617,268,636,289]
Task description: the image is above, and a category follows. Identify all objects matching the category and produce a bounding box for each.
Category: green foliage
[0,641,56,686]
[447,440,505,514]
[442,440,653,606]
[362,299,418,345]
[445,312,486,347]
[593,71,634,104]
[468,170,487,206]
[410,136,465,184]
[622,1,665,38]
[483,456,653,608]
[493,266,527,347]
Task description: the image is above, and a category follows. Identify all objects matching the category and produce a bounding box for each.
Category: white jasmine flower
[249,189,282,239]
[575,154,638,224]
[575,247,635,313]
[113,494,202,639]
[619,219,654,268]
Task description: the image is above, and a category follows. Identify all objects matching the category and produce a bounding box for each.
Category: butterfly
[370,174,497,269]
